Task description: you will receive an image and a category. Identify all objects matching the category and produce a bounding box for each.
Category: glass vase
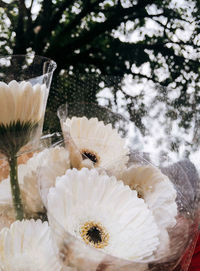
[0,54,56,220]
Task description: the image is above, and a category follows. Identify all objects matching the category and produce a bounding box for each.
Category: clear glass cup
[0,54,56,220]
[0,54,57,157]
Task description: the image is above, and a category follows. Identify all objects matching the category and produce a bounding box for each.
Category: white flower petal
[0,80,47,126]
[31,84,44,122]
[47,168,160,261]
[121,165,178,230]
[0,219,61,271]
[38,146,71,207]
[0,81,15,124]
[0,83,9,125]
[33,84,45,120]
[19,82,34,123]
[21,146,70,214]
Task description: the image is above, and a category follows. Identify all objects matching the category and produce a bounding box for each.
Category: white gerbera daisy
[0,80,46,156]
[0,219,61,271]
[121,165,177,229]
[36,146,71,207]
[21,146,70,214]
[0,146,70,216]
[47,168,160,261]
[61,117,129,175]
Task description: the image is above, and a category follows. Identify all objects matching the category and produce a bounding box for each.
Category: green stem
[8,154,24,221]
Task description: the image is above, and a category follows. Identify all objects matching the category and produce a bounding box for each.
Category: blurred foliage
[0,0,200,156]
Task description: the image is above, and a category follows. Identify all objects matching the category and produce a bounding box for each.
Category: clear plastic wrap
[38,102,200,271]
[0,86,199,270]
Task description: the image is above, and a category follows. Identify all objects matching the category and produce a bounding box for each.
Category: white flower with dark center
[121,165,178,229]
[47,168,160,261]
[0,146,70,216]
[0,80,46,156]
[62,117,129,176]
[0,219,61,271]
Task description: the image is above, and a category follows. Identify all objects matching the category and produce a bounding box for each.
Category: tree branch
[13,1,26,54]
[33,0,79,53]
[49,0,75,30]
[47,4,149,56]
[33,0,54,53]
[0,1,16,26]
[49,0,104,48]
[164,40,200,50]
[18,0,34,49]
[0,0,9,8]
[19,0,27,13]
[29,0,34,11]
[48,2,183,58]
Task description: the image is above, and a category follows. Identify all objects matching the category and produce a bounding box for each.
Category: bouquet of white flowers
[0,55,199,271]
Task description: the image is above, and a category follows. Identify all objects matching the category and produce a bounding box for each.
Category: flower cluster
[0,116,178,270]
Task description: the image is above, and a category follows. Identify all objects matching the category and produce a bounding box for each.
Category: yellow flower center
[81,149,100,165]
[80,221,109,249]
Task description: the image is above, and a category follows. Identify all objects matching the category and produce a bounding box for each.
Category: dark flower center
[82,150,98,164]
[87,226,102,244]
[80,221,109,248]
[137,191,143,198]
